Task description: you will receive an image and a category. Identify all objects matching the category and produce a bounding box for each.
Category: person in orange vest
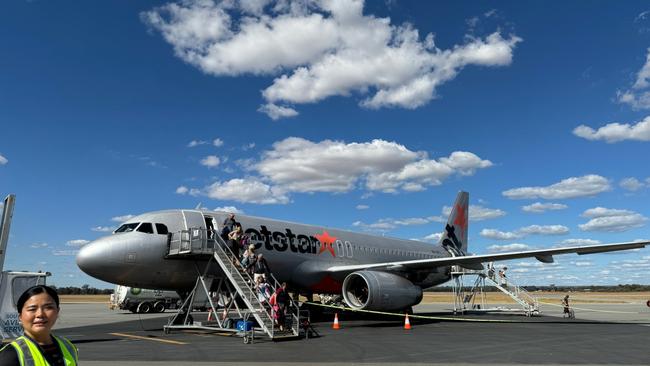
[0,285,78,365]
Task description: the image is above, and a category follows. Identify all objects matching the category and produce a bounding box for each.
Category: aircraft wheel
[153,301,166,313]
[137,302,152,314]
[646,300,650,308]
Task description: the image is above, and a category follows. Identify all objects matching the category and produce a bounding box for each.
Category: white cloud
[502,174,611,199]
[442,204,505,221]
[560,238,601,246]
[522,202,568,213]
[184,137,491,204]
[423,232,442,242]
[91,226,116,232]
[111,215,135,222]
[213,138,224,147]
[480,224,568,240]
[573,116,650,143]
[480,229,521,240]
[257,137,491,194]
[579,207,648,232]
[143,0,521,118]
[204,179,289,204]
[52,250,79,256]
[200,155,221,168]
[619,177,646,191]
[0,154,7,165]
[487,243,531,252]
[518,225,569,236]
[258,103,299,120]
[30,242,48,248]
[572,261,593,267]
[353,216,431,232]
[213,206,244,214]
[66,239,90,247]
[616,48,650,110]
[188,140,208,147]
[356,204,369,210]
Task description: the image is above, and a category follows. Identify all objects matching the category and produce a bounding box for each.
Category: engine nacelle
[342,270,423,311]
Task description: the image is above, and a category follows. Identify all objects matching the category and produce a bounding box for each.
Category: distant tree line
[51,284,113,295]
[426,284,650,292]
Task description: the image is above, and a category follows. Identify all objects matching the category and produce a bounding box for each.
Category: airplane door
[182,210,205,230]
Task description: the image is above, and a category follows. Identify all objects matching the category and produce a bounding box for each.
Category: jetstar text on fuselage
[244,226,343,257]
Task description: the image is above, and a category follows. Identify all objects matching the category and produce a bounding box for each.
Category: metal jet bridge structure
[451,264,540,317]
[163,228,301,343]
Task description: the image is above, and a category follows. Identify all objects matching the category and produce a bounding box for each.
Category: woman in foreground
[0,285,78,365]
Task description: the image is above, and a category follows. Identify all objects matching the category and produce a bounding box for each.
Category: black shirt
[0,335,66,366]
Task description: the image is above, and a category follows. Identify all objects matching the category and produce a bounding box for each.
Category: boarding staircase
[164,227,300,341]
[451,264,539,316]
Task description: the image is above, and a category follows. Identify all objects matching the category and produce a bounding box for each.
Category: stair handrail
[213,233,300,336]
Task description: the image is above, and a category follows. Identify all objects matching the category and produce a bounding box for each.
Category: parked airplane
[77,192,648,312]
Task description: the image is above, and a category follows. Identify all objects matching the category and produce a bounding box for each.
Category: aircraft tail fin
[439,191,469,256]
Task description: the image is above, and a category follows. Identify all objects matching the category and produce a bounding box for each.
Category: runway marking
[109,332,187,345]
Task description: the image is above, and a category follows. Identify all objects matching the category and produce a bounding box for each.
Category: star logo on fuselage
[315,231,337,257]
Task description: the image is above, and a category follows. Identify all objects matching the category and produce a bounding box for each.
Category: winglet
[439,191,469,256]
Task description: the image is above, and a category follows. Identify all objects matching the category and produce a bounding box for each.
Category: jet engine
[341,270,423,311]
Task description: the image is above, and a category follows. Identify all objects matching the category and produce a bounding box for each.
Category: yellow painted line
[109,332,187,345]
[303,301,521,323]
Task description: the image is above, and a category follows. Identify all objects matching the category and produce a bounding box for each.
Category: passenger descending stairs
[452,265,539,316]
[211,236,300,339]
[164,228,300,340]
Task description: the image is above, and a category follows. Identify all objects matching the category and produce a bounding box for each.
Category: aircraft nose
[76,239,105,277]
[76,236,123,282]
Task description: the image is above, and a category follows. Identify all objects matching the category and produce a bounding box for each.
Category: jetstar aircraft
[77,192,648,312]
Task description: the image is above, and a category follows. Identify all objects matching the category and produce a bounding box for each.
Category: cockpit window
[115,223,139,233]
[137,222,154,234]
[155,223,169,235]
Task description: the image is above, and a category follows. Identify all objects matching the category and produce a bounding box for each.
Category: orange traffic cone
[404,313,411,330]
[332,313,340,329]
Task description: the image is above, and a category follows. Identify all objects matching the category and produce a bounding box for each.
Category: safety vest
[2,335,78,366]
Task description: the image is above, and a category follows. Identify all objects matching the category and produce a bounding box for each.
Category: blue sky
[1,0,649,289]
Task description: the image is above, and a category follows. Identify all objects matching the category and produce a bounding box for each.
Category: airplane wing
[326,241,650,273]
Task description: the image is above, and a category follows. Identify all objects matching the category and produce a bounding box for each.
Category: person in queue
[0,285,78,365]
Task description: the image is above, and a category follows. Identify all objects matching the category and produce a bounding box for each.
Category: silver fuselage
[77,210,451,293]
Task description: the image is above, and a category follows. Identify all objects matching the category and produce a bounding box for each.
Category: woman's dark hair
[17,285,60,313]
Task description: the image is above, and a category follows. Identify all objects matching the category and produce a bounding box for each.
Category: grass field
[60,295,110,303]
[422,291,650,304]
[59,292,650,305]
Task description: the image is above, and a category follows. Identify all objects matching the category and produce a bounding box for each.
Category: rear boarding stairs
[451,264,539,316]
[163,227,301,343]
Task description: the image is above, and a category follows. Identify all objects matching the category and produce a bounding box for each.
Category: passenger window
[155,223,169,235]
[137,222,154,234]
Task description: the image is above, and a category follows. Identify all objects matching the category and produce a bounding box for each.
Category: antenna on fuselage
[195,202,203,210]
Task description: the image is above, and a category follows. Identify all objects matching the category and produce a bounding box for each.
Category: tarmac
[48,300,650,366]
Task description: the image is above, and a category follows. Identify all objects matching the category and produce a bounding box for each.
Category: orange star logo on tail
[315,230,337,257]
[453,204,468,234]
